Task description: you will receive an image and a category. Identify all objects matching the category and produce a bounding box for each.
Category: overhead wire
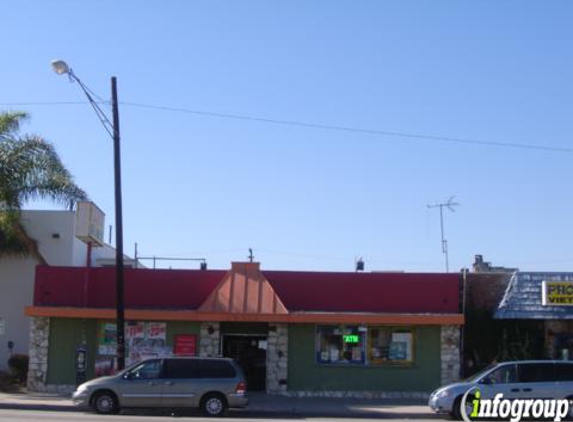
[122,101,571,153]
[69,78,115,140]
[0,100,570,153]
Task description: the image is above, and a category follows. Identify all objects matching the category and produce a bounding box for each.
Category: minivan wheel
[450,396,463,420]
[92,391,119,414]
[566,396,573,421]
[451,395,475,421]
[201,393,227,416]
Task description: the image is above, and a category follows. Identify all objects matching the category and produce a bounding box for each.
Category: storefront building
[26,262,463,397]
[495,272,573,360]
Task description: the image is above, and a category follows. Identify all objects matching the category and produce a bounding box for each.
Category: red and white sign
[173,334,197,356]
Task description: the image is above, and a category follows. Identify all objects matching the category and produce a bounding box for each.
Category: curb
[0,404,438,419]
[0,403,76,412]
[0,397,438,419]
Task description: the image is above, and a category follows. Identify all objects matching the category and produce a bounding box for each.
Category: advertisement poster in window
[390,332,412,361]
[128,322,168,365]
[97,321,171,369]
[94,357,116,377]
[98,323,117,356]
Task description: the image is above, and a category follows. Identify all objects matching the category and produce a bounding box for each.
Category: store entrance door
[222,335,267,391]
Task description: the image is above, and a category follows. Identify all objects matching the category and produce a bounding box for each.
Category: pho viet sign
[542,281,573,306]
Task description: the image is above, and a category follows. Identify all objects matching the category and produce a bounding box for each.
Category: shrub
[8,354,29,384]
[0,371,18,392]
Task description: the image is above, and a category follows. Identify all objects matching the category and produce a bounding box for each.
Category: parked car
[429,360,573,419]
[72,357,248,416]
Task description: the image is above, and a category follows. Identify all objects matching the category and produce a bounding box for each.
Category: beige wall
[0,255,37,371]
[0,209,112,371]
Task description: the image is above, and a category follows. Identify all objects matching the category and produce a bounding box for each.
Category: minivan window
[483,364,517,384]
[518,363,556,383]
[129,359,162,379]
[554,363,573,381]
[199,360,236,378]
[164,359,201,379]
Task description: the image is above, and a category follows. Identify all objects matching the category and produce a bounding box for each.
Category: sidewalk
[245,393,436,419]
[0,390,437,418]
[0,390,72,412]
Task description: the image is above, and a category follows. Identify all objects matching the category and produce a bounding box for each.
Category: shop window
[368,327,414,365]
[316,325,366,365]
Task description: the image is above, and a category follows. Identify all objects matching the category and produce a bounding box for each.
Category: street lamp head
[51,59,70,76]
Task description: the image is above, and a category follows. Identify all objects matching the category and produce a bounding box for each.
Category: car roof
[497,360,573,364]
[142,356,234,362]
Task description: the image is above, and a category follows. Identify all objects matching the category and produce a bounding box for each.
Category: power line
[0,100,570,153]
[123,102,570,153]
[1,101,88,106]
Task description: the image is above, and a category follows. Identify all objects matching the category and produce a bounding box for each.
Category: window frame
[315,325,367,365]
[367,326,416,366]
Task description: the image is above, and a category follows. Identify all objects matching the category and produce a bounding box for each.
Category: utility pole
[428,197,460,272]
[111,76,126,371]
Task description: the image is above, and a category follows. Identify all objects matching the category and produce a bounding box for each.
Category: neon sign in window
[343,335,359,343]
[316,326,365,365]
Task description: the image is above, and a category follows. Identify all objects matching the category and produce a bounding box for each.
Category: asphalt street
[0,409,442,422]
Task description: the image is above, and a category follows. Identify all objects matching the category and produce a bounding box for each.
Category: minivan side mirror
[479,377,492,385]
[123,372,134,380]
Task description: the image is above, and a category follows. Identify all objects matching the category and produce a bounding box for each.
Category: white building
[0,205,131,371]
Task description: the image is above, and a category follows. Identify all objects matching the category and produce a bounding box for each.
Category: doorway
[222,335,267,391]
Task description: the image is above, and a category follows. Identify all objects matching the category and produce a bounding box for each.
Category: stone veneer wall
[199,322,221,357]
[266,323,288,394]
[440,325,461,386]
[27,316,76,394]
[27,316,50,392]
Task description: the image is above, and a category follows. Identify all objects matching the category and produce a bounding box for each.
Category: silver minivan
[429,360,573,419]
[72,357,248,416]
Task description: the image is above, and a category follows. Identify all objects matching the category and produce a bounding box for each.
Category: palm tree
[0,111,88,257]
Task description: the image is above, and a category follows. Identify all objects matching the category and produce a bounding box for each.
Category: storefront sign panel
[542,281,573,306]
[173,334,197,356]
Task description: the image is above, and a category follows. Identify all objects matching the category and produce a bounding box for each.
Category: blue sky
[3,1,573,272]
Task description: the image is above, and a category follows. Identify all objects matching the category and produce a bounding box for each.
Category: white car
[429,360,573,419]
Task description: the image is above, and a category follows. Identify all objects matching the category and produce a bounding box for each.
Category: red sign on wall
[173,334,197,356]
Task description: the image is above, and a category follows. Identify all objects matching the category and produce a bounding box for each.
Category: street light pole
[51,60,126,370]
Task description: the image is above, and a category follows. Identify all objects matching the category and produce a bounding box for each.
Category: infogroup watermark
[460,388,570,422]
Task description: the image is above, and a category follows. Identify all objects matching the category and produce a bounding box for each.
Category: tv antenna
[427,196,460,272]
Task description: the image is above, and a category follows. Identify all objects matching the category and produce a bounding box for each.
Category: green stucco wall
[165,321,201,346]
[47,318,98,384]
[287,324,442,392]
[47,319,200,385]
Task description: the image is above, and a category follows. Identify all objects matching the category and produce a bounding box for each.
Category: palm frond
[0,111,29,138]
[0,133,88,210]
[0,211,47,262]
[0,110,87,257]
